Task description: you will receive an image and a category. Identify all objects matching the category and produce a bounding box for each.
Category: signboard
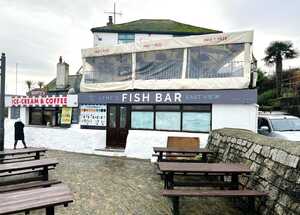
[79,89,257,105]
[61,107,72,125]
[9,95,78,107]
[80,105,107,127]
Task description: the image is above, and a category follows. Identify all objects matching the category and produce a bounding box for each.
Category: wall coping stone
[211,128,300,156]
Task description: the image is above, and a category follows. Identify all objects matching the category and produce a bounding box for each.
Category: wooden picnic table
[159,162,252,189]
[0,147,47,163]
[0,184,73,215]
[0,158,58,181]
[153,147,214,162]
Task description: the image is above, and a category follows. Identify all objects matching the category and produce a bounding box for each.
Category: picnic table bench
[153,147,213,163]
[0,158,58,182]
[159,162,252,189]
[0,184,73,215]
[0,147,47,163]
[159,162,268,215]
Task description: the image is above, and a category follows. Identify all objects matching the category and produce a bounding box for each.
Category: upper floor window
[118,33,135,44]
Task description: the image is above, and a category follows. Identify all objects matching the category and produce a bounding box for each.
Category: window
[187,44,245,79]
[156,112,181,131]
[118,33,135,44]
[136,49,183,80]
[131,112,154,129]
[10,107,20,119]
[130,105,211,133]
[84,54,132,84]
[182,112,211,132]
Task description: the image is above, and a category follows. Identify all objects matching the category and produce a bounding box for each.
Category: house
[91,18,221,47]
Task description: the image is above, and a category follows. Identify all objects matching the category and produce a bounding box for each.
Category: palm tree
[37,81,44,89]
[264,41,298,97]
[25,80,33,96]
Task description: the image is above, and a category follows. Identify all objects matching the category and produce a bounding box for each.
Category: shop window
[156,112,181,131]
[130,104,211,133]
[182,112,211,132]
[10,107,20,119]
[131,112,154,129]
[118,33,135,44]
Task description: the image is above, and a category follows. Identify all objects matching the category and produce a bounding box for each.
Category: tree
[37,81,44,89]
[264,41,298,97]
[25,80,33,96]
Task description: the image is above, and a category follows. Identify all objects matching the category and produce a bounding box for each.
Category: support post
[0,53,6,152]
[172,197,180,215]
[46,206,55,215]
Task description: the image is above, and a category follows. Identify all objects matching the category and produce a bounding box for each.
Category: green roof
[91,19,221,35]
[46,74,82,93]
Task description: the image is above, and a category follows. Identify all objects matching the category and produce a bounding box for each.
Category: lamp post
[0,53,6,151]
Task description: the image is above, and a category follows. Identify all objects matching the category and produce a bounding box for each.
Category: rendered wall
[207,128,300,215]
[93,32,173,47]
[4,119,106,154]
[212,104,258,132]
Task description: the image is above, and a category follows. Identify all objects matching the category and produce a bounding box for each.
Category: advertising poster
[61,107,72,125]
[80,104,107,127]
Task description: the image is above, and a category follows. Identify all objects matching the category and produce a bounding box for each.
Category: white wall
[4,119,106,154]
[5,104,258,160]
[93,32,118,47]
[212,104,258,132]
[93,32,173,47]
[125,130,209,160]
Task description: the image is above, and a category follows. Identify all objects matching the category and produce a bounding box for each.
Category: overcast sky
[1,0,300,94]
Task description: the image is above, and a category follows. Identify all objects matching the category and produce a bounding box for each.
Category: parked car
[258,114,300,141]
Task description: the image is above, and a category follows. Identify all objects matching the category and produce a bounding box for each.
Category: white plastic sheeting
[81,31,254,92]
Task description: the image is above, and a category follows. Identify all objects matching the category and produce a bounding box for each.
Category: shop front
[7,95,78,127]
[79,89,257,152]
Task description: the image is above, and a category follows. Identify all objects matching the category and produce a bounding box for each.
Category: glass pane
[156,112,180,131]
[120,106,127,128]
[136,49,183,80]
[132,105,154,111]
[131,111,154,129]
[30,110,42,125]
[182,112,211,132]
[187,44,244,79]
[109,106,117,128]
[183,105,211,112]
[155,105,180,111]
[84,54,132,84]
[10,107,20,119]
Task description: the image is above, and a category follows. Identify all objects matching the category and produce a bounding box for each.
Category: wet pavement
[11,150,243,215]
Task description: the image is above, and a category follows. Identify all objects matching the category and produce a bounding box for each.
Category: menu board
[80,104,107,127]
[61,107,72,125]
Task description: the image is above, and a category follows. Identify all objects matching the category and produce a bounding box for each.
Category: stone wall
[207,128,300,215]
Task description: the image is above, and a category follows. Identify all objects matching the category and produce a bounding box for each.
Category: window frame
[130,104,212,133]
[118,33,135,44]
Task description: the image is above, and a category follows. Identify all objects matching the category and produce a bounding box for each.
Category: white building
[5,19,258,160]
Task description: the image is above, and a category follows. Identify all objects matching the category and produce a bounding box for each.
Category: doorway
[106,105,130,148]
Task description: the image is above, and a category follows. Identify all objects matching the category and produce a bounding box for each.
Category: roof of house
[91,19,221,35]
[46,74,82,93]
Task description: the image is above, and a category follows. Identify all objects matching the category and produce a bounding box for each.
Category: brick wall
[207,128,300,215]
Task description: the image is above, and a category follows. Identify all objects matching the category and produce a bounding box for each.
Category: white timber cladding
[81,31,254,92]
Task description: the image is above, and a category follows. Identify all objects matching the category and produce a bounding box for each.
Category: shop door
[106,105,130,148]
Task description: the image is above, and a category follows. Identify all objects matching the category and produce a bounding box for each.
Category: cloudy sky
[1,0,300,94]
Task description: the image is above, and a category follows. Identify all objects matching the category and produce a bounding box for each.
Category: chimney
[107,16,113,26]
[56,56,69,90]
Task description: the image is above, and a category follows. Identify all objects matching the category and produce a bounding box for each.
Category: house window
[118,33,135,44]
